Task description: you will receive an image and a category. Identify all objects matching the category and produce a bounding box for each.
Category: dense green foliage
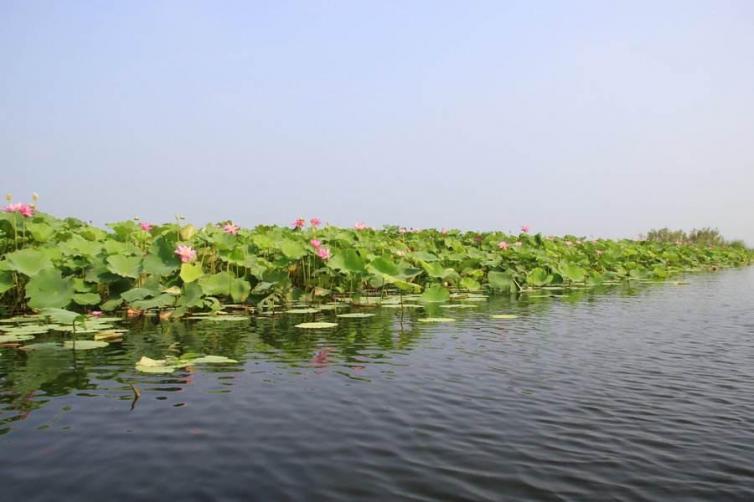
[1,209,751,317]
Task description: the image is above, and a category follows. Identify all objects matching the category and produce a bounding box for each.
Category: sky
[1,0,753,243]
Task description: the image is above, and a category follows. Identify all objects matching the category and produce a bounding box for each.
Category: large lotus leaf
[142,236,180,276]
[367,257,421,292]
[280,239,307,260]
[487,270,514,292]
[420,284,450,303]
[559,262,586,283]
[0,333,35,343]
[199,272,234,297]
[229,278,251,303]
[459,277,481,291]
[130,293,175,310]
[26,269,74,308]
[4,248,54,276]
[59,235,102,258]
[26,222,55,243]
[178,282,205,308]
[180,262,204,283]
[73,292,101,305]
[107,255,142,278]
[120,288,154,302]
[334,249,366,274]
[526,267,551,287]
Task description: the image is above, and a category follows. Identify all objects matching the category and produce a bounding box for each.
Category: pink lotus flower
[521,224,530,234]
[316,246,331,260]
[4,202,34,218]
[354,221,367,231]
[223,222,239,235]
[139,222,153,232]
[440,228,448,235]
[175,244,197,263]
[90,311,103,318]
[498,241,509,250]
[310,217,321,228]
[292,217,305,229]
[310,239,321,248]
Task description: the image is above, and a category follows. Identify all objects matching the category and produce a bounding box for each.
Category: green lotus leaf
[26,269,74,309]
[106,255,142,278]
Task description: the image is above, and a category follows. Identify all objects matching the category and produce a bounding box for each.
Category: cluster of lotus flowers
[4,193,38,218]
[292,216,369,232]
[497,225,530,250]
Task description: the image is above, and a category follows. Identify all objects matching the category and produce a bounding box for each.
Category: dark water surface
[2,269,754,501]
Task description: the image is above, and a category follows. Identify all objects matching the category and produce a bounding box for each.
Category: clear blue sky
[2,1,753,242]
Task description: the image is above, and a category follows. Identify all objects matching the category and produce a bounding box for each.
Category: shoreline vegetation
[1,198,751,319]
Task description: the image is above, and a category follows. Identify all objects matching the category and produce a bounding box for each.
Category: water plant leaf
[0,333,35,342]
[135,356,180,373]
[420,285,450,303]
[336,313,375,318]
[418,317,456,323]
[5,248,54,276]
[286,308,321,314]
[26,269,74,309]
[526,267,551,287]
[188,355,238,364]
[491,314,519,319]
[73,292,101,305]
[180,262,204,283]
[106,255,142,279]
[295,322,338,329]
[488,270,514,292]
[63,340,109,350]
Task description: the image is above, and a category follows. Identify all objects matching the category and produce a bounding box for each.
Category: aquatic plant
[0,202,750,317]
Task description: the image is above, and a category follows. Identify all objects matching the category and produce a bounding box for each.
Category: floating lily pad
[491,314,519,319]
[63,340,109,350]
[21,342,65,351]
[418,317,456,323]
[0,315,44,324]
[336,313,375,318]
[295,322,338,329]
[440,304,477,309]
[188,355,238,364]
[94,330,127,341]
[135,356,180,374]
[0,333,35,343]
[0,325,59,335]
[192,315,249,322]
[285,308,321,314]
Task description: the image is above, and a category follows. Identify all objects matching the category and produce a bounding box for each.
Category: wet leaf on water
[491,314,518,319]
[418,317,456,323]
[336,313,375,318]
[295,322,338,329]
[63,340,109,350]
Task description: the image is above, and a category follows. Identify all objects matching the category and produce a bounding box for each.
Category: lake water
[2,268,754,501]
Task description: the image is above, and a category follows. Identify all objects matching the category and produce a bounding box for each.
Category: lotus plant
[316,246,332,260]
[521,225,530,234]
[4,202,34,218]
[139,222,153,232]
[310,217,321,228]
[498,241,509,250]
[292,217,305,230]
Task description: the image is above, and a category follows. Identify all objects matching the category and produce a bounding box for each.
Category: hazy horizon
[2,1,753,243]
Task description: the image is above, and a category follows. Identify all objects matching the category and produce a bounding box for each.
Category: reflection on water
[1,271,754,501]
